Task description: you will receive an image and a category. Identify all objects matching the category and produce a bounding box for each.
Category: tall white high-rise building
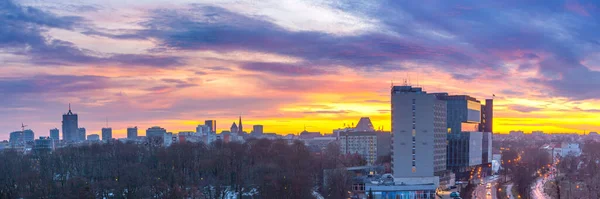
[391,86,447,184]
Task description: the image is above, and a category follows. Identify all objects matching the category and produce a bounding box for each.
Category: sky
[1,0,600,139]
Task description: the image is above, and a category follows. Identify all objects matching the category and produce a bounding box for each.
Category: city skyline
[2,0,600,139]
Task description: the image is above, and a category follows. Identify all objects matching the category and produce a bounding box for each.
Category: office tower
[9,131,23,147]
[62,104,78,142]
[204,120,216,133]
[87,134,100,141]
[340,131,378,165]
[238,116,243,134]
[127,127,138,139]
[391,86,447,178]
[252,125,264,135]
[78,127,86,141]
[49,128,59,141]
[481,99,493,133]
[22,129,34,143]
[480,99,493,166]
[146,126,167,137]
[435,94,487,178]
[102,128,112,141]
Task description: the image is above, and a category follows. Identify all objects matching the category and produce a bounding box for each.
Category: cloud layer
[1,0,600,138]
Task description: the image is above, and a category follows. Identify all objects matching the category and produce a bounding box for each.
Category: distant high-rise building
[146,126,167,137]
[340,131,378,165]
[391,86,447,178]
[9,131,23,147]
[127,127,138,139]
[87,134,100,141]
[196,125,210,136]
[205,120,216,133]
[49,128,59,141]
[102,128,112,141]
[62,104,78,142]
[22,129,34,143]
[252,125,264,135]
[230,122,238,134]
[78,127,86,141]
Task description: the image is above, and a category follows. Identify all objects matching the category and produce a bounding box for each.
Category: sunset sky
[1,0,600,139]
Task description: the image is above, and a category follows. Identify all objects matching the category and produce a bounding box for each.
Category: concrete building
[196,125,210,136]
[252,125,264,136]
[34,137,55,153]
[62,105,78,142]
[87,134,100,141]
[22,129,34,143]
[9,131,23,147]
[50,128,59,141]
[391,85,446,188]
[127,127,138,139]
[102,128,112,141]
[146,126,167,138]
[340,131,378,165]
[164,132,177,147]
[78,128,86,141]
[205,120,216,133]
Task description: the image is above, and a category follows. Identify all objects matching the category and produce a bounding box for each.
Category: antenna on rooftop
[21,123,27,132]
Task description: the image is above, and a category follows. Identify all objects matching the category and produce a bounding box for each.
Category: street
[472,175,499,199]
[531,169,554,199]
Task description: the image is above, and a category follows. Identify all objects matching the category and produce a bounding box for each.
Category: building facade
[22,129,35,143]
[87,134,100,141]
[62,105,78,142]
[127,127,138,139]
[50,128,59,141]
[146,126,167,137]
[391,86,447,180]
[204,120,216,133]
[78,128,86,141]
[340,131,378,165]
[102,128,112,141]
[196,125,210,136]
[252,125,264,135]
[34,137,55,153]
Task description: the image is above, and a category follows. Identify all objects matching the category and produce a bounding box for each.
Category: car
[487,191,491,195]
[450,192,460,197]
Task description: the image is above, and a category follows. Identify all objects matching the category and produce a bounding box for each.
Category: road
[505,184,515,199]
[531,170,554,199]
[472,175,499,199]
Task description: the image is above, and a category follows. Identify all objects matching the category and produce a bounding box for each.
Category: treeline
[0,139,365,199]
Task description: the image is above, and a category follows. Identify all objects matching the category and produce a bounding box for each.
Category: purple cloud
[241,62,328,76]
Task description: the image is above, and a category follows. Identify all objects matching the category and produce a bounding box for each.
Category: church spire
[238,115,243,134]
